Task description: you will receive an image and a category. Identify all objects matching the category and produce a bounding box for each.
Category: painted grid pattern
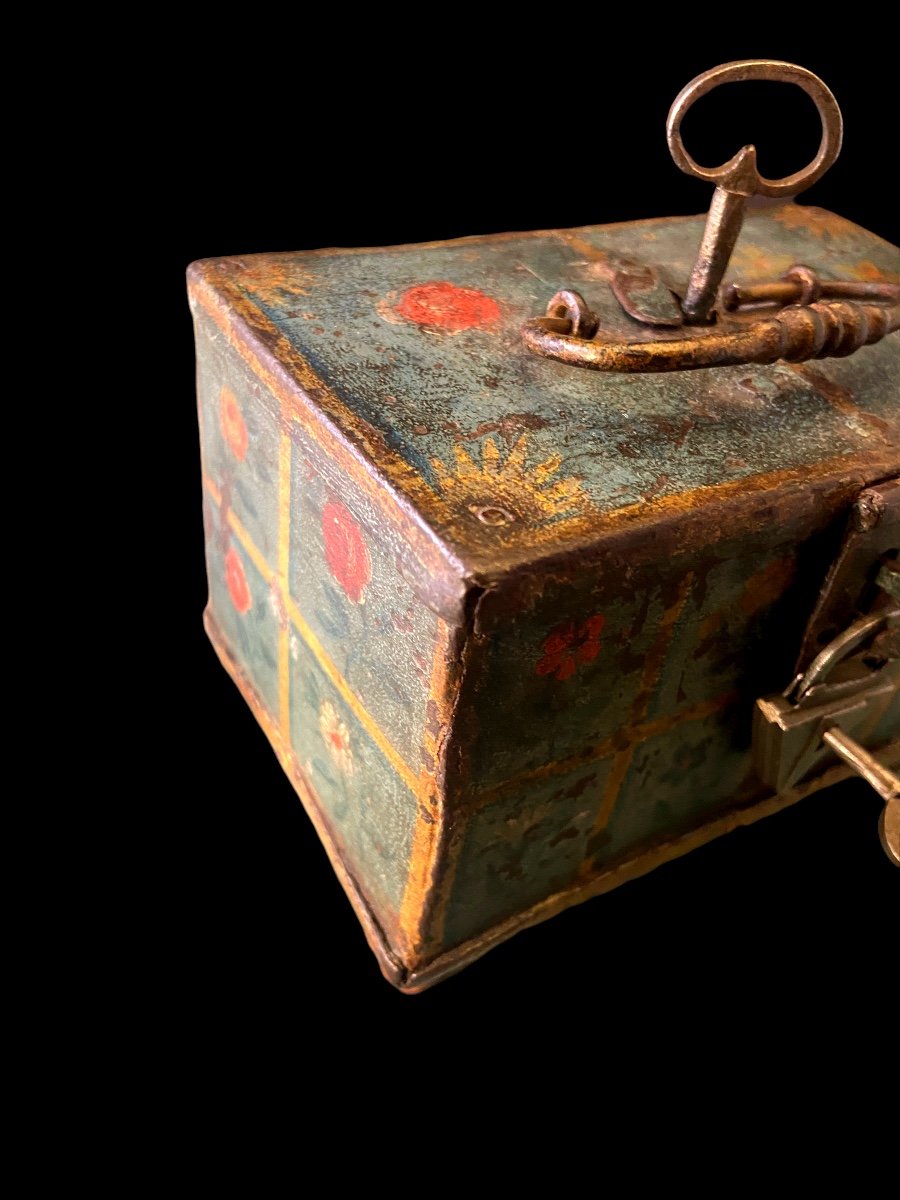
[196,333,818,962]
[200,459,748,947]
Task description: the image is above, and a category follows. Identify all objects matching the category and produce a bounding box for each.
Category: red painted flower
[322,501,371,604]
[536,614,605,681]
[225,545,252,614]
[320,700,354,775]
[394,281,501,332]
[219,386,248,461]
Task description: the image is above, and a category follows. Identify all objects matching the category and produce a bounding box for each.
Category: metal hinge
[752,484,899,866]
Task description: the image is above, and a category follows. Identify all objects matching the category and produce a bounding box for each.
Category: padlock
[753,606,899,864]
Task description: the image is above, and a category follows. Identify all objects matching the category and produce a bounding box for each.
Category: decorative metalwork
[523,60,900,373]
[754,598,900,865]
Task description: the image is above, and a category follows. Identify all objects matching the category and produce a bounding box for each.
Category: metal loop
[881,800,900,866]
[785,264,820,305]
[792,608,899,703]
[544,290,599,339]
[666,59,843,198]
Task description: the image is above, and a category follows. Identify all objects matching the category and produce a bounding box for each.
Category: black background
[154,33,897,1049]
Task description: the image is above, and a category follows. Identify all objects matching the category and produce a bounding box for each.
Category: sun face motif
[430,435,590,529]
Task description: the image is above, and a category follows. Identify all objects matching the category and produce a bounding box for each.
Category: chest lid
[188,60,899,584]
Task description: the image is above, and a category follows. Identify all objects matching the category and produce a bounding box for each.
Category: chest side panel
[193,305,459,939]
[433,475,897,954]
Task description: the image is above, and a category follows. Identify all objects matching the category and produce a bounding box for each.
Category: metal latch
[753,569,900,865]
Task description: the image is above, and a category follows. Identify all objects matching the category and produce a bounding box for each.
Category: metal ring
[544,289,599,339]
[784,265,821,305]
[666,60,843,198]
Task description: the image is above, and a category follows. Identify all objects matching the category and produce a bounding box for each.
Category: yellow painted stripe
[584,572,696,854]
[210,468,739,825]
[277,435,291,581]
[203,470,417,794]
[473,693,738,808]
[403,739,900,992]
[204,609,406,977]
[202,473,222,507]
[202,474,273,581]
[399,618,452,951]
[277,434,292,740]
[202,474,272,585]
[278,629,290,741]
[637,693,737,745]
[285,594,419,796]
[589,747,639,846]
[228,509,274,585]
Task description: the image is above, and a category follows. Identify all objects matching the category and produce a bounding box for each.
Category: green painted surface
[443,533,828,946]
[192,206,899,976]
[196,315,426,923]
[443,761,616,950]
[208,206,899,574]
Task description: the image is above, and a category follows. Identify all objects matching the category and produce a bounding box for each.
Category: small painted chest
[190,63,899,989]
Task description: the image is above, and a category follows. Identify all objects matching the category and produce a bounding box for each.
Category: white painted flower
[289,633,301,662]
[267,581,287,625]
[319,700,354,775]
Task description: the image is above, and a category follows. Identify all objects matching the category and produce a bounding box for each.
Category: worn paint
[190,203,900,989]
[393,281,502,332]
[322,501,371,604]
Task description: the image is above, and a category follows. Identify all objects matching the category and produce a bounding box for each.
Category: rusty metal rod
[681,187,748,323]
[822,727,900,802]
[724,276,900,311]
